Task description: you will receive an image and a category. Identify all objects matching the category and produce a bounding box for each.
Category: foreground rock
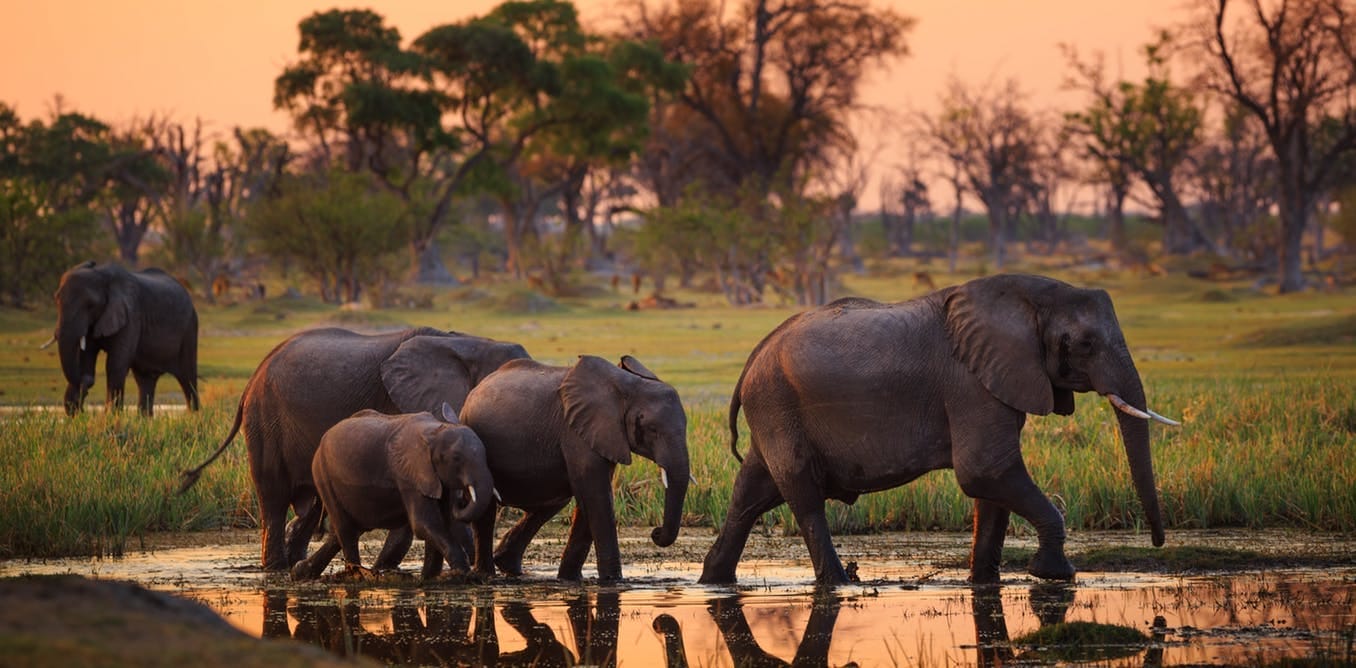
[0,574,368,667]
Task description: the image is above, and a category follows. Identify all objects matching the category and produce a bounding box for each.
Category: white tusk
[467,487,478,505]
[1146,409,1182,427]
[690,473,698,485]
[79,336,86,351]
[1106,393,1152,419]
[40,336,56,350]
[493,487,502,503]
[661,469,669,489]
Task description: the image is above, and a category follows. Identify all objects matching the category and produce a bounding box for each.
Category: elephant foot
[1027,547,1076,582]
[493,552,524,577]
[290,561,321,581]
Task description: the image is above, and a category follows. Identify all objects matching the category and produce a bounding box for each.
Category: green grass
[2,259,1355,558]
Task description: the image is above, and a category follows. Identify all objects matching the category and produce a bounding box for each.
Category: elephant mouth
[1104,393,1181,426]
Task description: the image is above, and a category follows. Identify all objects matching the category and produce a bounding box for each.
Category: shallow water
[3,531,1353,666]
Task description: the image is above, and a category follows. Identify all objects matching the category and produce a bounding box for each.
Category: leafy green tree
[0,103,110,307]
[244,169,408,303]
[1064,33,1206,255]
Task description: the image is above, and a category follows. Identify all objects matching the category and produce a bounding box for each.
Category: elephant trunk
[56,320,90,415]
[651,447,689,548]
[1103,357,1165,547]
[453,461,495,524]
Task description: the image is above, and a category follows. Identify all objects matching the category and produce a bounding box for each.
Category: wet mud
[3,528,1353,666]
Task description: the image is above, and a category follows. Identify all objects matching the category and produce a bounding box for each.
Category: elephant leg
[472,502,498,577]
[492,502,569,577]
[969,499,1011,584]
[410,505,469,579]
[132,368,159,416]
[105,361,129,412]
[780,483,849,586]
[965,461,1073,582]
[373,525,414,571]
[557,505,593,581]
[699,452,785,584]
[292,533,342,580]
[175,372,200,411]
[284,495,323,567]
[574,484,622,582]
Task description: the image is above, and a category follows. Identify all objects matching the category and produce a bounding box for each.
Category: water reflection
[263,588,626,667]
[258,583,1180,666]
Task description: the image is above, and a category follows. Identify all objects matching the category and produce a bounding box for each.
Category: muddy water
[3,530,1353,666]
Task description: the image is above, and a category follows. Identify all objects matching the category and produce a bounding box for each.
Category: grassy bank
[2,265,1354,559]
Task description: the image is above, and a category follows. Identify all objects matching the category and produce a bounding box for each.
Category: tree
[0,103,109,307]
[620,0,912,303]
[926,77,1041,269]
[1196,0,1356,292]
[1064,34,1207,256]
[152,124,292,300]
[245,169,408,303]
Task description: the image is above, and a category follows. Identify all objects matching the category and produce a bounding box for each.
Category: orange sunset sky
[4,0,1193,206]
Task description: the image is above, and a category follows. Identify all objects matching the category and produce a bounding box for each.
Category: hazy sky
[3,0,1192,206]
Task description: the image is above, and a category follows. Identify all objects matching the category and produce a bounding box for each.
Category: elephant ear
[943,281,1054,415]
[619,355,659,380]
[381,336,476,414]
[388,419,443,500]
[93,275,133,337]
[560,355,632,465]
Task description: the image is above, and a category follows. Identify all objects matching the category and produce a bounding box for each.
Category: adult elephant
[178,326,529,571]
[699,273,1178,586]
[48,261,200,416]
[459,355,690,582]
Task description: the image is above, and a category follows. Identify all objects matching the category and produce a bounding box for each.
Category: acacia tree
[925,77,1040,269]
[1196,0,1356,292]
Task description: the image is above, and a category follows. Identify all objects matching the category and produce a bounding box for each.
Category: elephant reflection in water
[654,594,845,668]
[261,588,625,667]
[971,584,1167,668]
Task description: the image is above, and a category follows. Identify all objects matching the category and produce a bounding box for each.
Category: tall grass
[2,266,1355,558]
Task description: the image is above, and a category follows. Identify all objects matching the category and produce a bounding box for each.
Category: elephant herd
[55,262,1178,586]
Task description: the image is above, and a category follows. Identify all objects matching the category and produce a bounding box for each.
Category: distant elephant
[459,355,690,582]
[700,274,1177,586]
[290,405,493,581]
[179,326,530,571]
[49,261,200,416]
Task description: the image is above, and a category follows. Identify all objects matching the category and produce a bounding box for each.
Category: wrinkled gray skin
[290,406,494,580]
[459,355,690,582]
[179,326,529,571]
[700,274,1167,586]
[53,261,200,416]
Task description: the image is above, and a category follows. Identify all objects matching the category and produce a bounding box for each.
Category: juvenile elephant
[290,405,494,581]
[179,326,529,571]
[49,261,200,416]
[699,273,1178,586]
[459,355,690,582]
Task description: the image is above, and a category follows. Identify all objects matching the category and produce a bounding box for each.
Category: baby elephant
[291,405,494,581]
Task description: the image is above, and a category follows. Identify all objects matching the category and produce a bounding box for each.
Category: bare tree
[925,76,1040,269]
[1194,0,1356,292]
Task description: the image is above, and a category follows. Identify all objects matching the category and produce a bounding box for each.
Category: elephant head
[560,355,690,547]
[394,404,495,523]
[53,262,134,414]
[944,274,1171,546]
[380,334,531,414]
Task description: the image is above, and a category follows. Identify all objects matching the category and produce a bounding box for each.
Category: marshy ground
[3,526,1353,666]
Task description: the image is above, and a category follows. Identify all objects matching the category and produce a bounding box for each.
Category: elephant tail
[177,394,245,494]
[729,388,744,463]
